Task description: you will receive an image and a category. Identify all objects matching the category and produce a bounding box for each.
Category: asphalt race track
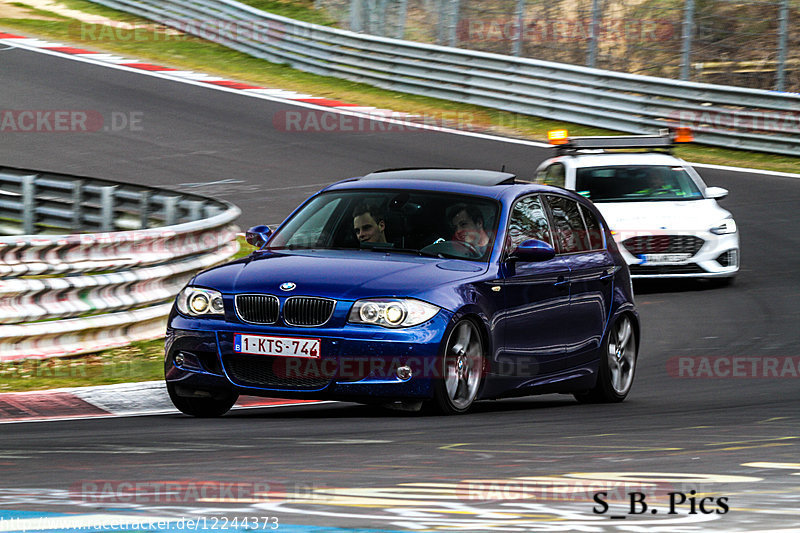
[2,44,800,532]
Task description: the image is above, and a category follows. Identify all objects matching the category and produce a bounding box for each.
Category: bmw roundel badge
[280,282,296,291]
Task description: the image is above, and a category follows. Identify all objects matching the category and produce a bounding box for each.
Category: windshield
[267,190,500,261]
[575,165,704,202]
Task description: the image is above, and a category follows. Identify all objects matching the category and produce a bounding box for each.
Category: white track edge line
[0,401,336,425]
[692,162,800,179]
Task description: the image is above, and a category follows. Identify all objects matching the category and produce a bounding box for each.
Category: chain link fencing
[313,0,799,92]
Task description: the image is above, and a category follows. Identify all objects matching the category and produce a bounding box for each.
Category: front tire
[430,319,485,414]
[575,313,637,403]
[167,383,239,417]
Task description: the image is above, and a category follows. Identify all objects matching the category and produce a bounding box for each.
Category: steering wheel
[421,239,482,258]
[451,240,481,257]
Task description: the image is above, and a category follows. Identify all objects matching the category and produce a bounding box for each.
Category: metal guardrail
[0,166,240,360]
[87,0,800,156]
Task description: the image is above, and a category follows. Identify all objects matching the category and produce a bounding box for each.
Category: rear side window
[579,204,605,250]
[545,195,590,254]
[506,195,553,253]
[536,163,566,188]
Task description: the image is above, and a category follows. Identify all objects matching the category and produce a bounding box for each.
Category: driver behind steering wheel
[448,203,491,257]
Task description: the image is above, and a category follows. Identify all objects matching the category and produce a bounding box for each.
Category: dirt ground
[0,0,59,20]
[0,0,182,34]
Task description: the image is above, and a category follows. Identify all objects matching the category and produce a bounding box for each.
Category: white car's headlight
[176,287,225,317]
[710,217,737,235]
[348,298,439,328]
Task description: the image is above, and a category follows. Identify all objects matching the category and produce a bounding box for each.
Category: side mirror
[705,186,729,200]
[511,239,556,262]
[245,225,272,248]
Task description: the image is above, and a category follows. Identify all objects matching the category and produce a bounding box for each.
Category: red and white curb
[0,32,413,121]
[0,380,322,424]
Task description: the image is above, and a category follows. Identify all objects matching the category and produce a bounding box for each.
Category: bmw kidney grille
[235,294,335,327]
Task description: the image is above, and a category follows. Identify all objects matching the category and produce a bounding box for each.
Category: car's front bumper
[616,231,739,279]
[165,310,454,401]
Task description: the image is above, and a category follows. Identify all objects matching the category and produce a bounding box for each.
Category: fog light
[716,249,738,268]
[396,365,413,381]
[173,351,203,371]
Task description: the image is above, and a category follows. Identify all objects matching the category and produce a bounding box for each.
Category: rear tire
[429,319,485,415]
[167,383,238,417]
[574,313,637,404]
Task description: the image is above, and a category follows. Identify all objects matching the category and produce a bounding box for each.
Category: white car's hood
[595,199,731,232]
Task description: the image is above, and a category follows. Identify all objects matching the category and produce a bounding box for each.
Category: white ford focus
[534,130,739,282]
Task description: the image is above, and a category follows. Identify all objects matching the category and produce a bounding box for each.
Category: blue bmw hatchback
[165,169,639,416]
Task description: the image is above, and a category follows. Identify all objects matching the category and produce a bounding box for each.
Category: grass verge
[0,339,165,392]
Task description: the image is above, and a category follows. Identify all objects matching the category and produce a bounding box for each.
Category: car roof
[324,170,594,209]
[325,168,526,199]
[552,152,686,169]
[359,168,517,186]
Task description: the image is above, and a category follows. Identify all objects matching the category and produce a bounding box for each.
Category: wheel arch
[449,305,494,376]
[606,298,640,350]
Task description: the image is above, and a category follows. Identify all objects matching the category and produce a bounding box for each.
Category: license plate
[234,333,321,358]
[639,253,692,264]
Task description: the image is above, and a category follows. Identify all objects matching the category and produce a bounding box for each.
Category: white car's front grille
[622,235,704,256]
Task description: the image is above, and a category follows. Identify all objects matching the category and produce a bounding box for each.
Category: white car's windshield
[575,165,704,202]
[267,190,500,261]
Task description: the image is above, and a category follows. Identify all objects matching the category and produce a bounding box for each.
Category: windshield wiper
[366,247,444,259]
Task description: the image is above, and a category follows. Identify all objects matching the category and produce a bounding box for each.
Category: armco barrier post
[680,0,695,81]
[22,174,35,235]
[776,0,789,91]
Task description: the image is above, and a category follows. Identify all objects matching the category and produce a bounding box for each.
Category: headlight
[349,298,439,328]
[710,218,737,235]
[176,287,225,317]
